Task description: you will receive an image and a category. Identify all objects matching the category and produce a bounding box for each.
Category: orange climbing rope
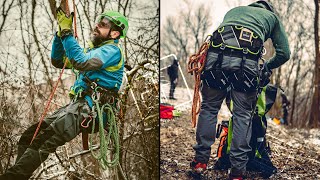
[30,0,78,144]
[72,0,78,39]
[187,36,211,128]
[30,61,68,144]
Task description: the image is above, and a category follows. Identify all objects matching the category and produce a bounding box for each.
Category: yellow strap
[211,42,260,55]
[62,56,73,68]
[85,40,124,72]
[105,44,124,72]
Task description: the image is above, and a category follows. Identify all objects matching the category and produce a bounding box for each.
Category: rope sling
[187,36,211,128]
[89,86,120,169]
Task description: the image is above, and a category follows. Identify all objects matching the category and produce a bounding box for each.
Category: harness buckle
[262,47,267,55]
[243,48,248,55]
[78,90,83,98]
[220,43,226,51]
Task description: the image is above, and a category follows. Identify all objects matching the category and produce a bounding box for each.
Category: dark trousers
[0,100,89,180]
[169,80,176,98]
[193,84,257,174]
[282,107,288,125]
[194,51,259,175]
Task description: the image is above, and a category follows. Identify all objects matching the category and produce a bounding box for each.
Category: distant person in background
[167,58,179,100]
[280,89,290,125]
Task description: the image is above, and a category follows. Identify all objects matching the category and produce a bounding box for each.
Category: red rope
[187,41,210,128]
[30,0,78,144]
[30,60,68,144]
[65,0,70,15]
[72,0,78,39]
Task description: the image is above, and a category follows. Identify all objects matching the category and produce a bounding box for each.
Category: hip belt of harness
[76,77,120,105]
[210,25,263,55]
[199,26,263,92]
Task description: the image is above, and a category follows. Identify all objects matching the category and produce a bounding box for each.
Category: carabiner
[90,81,98,89]
[91,91,101,102]
[81,116,93,128]
[204,35,212,44]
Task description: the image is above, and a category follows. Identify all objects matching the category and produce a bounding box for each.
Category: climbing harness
[202,26,263,92]
[74,79,120,169]
[187,35,211,128]
[188,26,265,128]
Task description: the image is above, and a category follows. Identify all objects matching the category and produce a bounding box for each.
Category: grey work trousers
[0,99,91,180]
[193,83,257,174]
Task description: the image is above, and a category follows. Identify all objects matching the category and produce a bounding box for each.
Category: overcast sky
[161,0,254,31]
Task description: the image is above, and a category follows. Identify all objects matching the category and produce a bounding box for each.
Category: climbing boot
[190,159,207,174]
[228,169,244,180]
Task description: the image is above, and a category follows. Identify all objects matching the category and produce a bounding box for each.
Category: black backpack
[214,84,278,178]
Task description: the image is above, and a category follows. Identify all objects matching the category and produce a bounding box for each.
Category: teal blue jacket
[219,2,291,69]
[51,34,124,106]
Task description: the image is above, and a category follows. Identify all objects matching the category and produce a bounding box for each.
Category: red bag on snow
[160,104,174,119]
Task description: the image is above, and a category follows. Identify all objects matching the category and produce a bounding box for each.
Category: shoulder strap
[102,40,124,72]
[85,40,124,72]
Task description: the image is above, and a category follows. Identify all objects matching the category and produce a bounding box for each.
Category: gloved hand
[260,62,272,86]
[56,7,74,37]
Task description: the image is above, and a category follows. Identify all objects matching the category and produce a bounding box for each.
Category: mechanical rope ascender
[187,35,211,128]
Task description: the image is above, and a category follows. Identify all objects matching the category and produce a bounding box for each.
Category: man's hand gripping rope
[187,35,211,128]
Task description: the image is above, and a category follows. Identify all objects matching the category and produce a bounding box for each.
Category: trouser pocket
[50,100,86,141]
[201,69,230,90]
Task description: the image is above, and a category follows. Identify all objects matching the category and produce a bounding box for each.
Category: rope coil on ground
[187,36,211,128]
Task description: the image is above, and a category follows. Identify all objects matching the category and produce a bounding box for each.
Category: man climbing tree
[0,6,128,180]
[189,1,290,179]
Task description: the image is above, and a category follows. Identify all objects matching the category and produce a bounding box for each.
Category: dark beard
[90,29,109,47]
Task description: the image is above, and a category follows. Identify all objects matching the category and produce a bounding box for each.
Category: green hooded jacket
[218,2,291,69]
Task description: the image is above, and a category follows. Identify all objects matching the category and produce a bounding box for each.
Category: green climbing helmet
[98,11,129,38]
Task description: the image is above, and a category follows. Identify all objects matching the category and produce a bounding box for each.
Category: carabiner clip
[204,35,212,44]
[81,116,93,128]
[90,82,98,89]
[91,91,101,102]
[262,47,267,55]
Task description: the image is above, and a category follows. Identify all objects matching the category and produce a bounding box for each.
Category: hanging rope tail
[30,0,77,144]
[187,35,211,128]
[30,60,68,144]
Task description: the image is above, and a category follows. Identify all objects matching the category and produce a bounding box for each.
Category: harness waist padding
[210,25,263,55]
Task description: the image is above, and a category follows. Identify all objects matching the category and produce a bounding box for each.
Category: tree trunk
[309,0,320,128]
